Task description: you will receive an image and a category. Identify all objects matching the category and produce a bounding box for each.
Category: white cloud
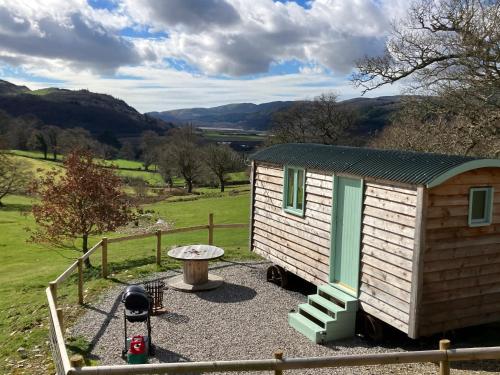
[0,0,139,73]
[127,0,394,76]
[6,61,403,112]
[0,0,409,110]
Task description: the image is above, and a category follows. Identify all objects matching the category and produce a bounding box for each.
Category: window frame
[283,166,306,216]
[468,187,494,227]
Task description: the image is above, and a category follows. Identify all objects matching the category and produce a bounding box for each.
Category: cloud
[126,0,393,76]
[0,0,409,110]
[127,0,241,32]
[5,61,403,112]
[0,1,140,74]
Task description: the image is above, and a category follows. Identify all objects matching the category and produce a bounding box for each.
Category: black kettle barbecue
[121,285,154,358]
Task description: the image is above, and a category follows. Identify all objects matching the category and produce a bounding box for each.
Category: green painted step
[298,303,335,327]
[288,312,325,344]
[308,294,344,316]
[318,284,358,311]
[289,284,358,344]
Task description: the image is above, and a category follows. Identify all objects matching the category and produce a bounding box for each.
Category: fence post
[56,308,64,333]
[274,351,284,375]
[208,213,214,245]
[439,339,450,375]
[101,237,108,279]
[156,230,162,266]
[77,258,84,305]
[49,281,57,308]
[70,354,85,368]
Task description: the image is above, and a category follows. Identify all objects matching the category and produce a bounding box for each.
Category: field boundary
[46,214,500,374]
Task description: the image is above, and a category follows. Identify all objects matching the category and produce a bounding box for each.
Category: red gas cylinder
[129,336,146,355]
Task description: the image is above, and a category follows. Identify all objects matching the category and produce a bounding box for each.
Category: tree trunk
[219,176,225,193]
[82,234,91,268]
[43,147,48,160]
[53,149,57,161]
[186,179,193,193]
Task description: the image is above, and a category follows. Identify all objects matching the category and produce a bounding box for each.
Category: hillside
[148,96,404,132]
[0,80,173,137]
[149,101,296,130]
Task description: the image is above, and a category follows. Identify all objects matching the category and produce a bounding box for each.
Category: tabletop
[167,244,224,261]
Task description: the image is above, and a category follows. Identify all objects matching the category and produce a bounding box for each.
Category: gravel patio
[70,261,500,374]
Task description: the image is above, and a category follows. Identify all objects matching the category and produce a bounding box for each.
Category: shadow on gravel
[195,282,257,303]
[83,294,123,351]
[153,345,191,363]
[157,311,190,324]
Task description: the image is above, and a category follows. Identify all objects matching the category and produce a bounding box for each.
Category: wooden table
[167,245,224,292]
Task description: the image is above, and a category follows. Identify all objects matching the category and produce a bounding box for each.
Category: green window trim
[283,166,305,216]
[468,187,494,227]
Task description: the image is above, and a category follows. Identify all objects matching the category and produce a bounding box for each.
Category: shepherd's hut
[249,143,500,342]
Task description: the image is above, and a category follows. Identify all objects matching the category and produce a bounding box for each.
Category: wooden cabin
[249,143,500,343]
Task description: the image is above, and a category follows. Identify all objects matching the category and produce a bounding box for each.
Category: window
[284,167,305,216]
[468,187,494,227]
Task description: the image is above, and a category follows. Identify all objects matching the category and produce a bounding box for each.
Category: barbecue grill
[121,285,154,358]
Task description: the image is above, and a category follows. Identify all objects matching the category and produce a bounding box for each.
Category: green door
[330,176,363,295]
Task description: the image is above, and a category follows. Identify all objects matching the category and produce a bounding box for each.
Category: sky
[0,0,409,112]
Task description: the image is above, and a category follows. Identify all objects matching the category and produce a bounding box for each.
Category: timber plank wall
[360,181,417,334]
[252,162,419,334]
[252,163,332,285]
[420,168,500,336]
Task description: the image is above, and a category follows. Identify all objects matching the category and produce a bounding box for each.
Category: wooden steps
[289,284,358,344]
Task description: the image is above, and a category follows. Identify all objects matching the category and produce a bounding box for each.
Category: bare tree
[157,127,204,193]
[354,0,500,98]
[353,0,499,156]
[203,144,244,192]
[119,141,137,161]
[58,127,97,155]
[0,153,33,206]
[140,130,161,171]
[28,129,49,159]
[370,98,499,157]
[270,93,357,145]
[271,102,311,144]
[44,125,61,160]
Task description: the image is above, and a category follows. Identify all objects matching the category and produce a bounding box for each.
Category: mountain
[148,96,404,132]
[148,101,296,130]
[0,80,173,138]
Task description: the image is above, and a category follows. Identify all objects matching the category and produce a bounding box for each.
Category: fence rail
[66,346,500,375]
[46,213,500,375]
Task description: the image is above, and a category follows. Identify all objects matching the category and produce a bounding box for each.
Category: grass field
[0,184,255,373]
[199,129,266,142]
[9,150,248,188]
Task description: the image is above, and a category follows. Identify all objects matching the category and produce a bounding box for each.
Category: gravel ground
[70,261,500,374]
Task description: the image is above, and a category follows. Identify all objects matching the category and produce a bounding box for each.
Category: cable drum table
[167,245,224,292]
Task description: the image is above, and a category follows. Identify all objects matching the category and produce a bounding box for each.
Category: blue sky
[0,0,407,112]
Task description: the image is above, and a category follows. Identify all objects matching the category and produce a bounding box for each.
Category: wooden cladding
[360,182,418,334]
[253,164,332,285]
[420,168,500,336]
[252,163,420,334]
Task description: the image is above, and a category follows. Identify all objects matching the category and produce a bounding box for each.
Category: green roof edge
[426,159,500,188]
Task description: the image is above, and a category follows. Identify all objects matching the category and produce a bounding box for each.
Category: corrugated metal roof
[250,143,499,186]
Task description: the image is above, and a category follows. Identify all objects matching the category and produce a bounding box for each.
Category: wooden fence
[46,214,500,374]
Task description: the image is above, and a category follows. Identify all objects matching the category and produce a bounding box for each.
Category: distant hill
[0,80,173,137]
[148,96,404,133]
[148,101,296,131]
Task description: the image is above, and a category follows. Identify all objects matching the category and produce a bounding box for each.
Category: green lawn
[100,158,146,170]
[9,150,248,188]
[0,189,255,373]
[10,149,62,162]
[199,130,266,142]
